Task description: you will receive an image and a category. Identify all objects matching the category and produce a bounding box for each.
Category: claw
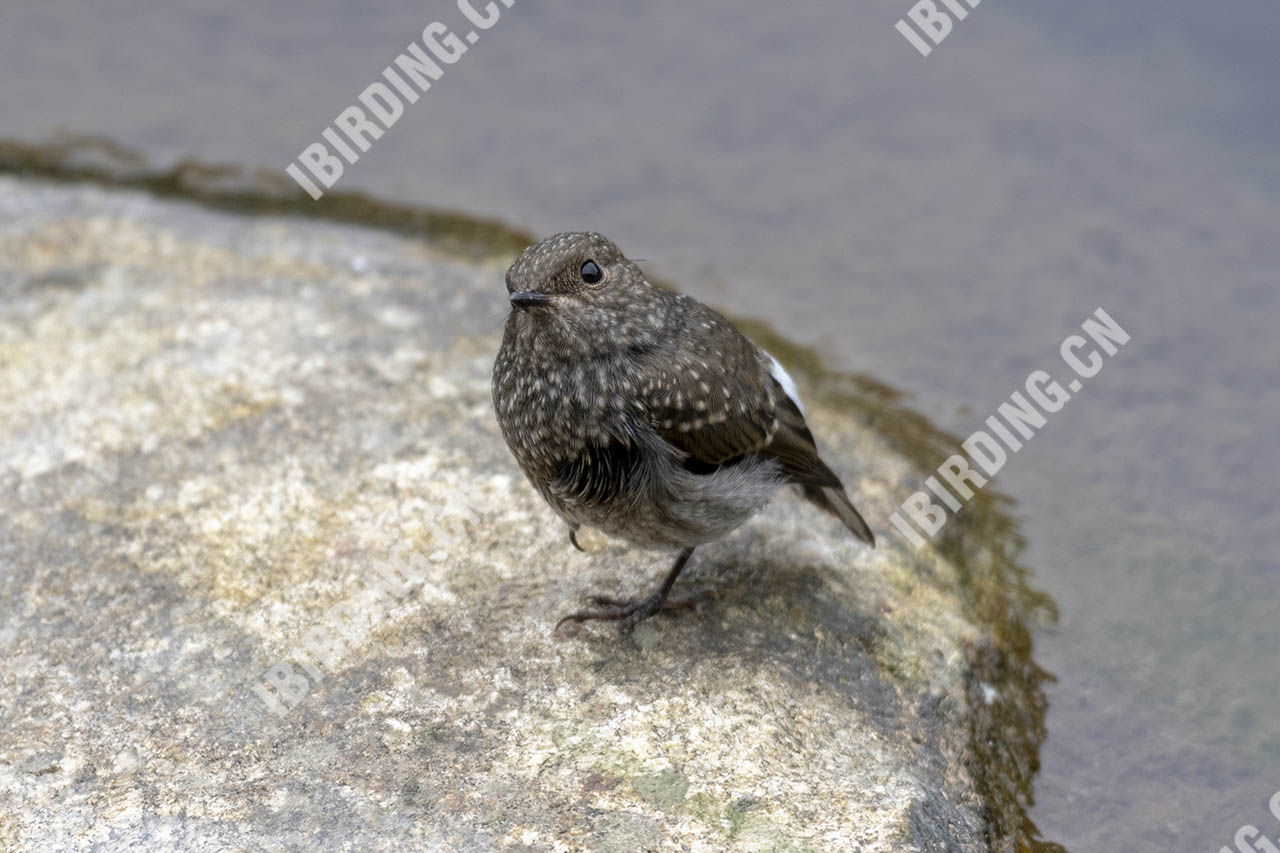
[554,590,708,633]
[553,547,700,634]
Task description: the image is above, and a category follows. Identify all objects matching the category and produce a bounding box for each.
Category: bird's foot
[555,589,709,633]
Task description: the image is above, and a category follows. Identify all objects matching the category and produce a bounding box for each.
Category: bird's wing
[639,306,837,487]
[639,308,876,545]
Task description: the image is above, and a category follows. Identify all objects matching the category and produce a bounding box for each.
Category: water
[3,1,1277,847]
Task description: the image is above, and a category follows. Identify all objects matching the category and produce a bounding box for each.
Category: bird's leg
[555,547,703,632]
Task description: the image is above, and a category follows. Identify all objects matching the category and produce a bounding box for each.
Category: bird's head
[503,232,668,354]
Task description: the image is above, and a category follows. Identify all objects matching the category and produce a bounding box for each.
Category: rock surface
[0,177,995,851]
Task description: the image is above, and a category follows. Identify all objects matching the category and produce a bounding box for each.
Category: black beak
[509,291,552,309]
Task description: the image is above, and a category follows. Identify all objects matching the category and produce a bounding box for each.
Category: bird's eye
[580,260,603,284]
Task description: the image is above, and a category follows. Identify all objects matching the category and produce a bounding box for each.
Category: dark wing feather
[639,314,777,469]
[638,303,874,545]
[762,380,843,487]
[638,307,829,482]
[764,384,876,545]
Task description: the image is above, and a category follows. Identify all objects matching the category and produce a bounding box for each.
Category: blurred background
[2,1,1277,848]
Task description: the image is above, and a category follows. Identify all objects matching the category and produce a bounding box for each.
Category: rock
[0,175,1044,851]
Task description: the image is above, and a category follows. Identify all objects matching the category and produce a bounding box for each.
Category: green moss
[630,768,689,809]
[0,135,534,260]
[732,317,1064,852]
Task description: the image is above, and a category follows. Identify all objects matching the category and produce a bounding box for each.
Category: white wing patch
[764,350,805,415]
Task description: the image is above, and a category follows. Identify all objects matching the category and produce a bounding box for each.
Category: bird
[491,232,874,631]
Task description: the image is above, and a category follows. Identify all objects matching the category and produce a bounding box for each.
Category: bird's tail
[801,485,875,547]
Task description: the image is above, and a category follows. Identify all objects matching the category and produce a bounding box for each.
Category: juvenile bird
[491,232,874,631]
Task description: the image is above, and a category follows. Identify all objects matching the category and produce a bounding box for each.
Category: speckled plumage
[492,232,874,628]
